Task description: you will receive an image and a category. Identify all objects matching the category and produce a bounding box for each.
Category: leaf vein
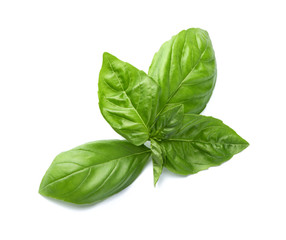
[40,150,151,191]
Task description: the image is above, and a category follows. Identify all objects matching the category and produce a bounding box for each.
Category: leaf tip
[38,185,45,196]
[38,174,51,197]
[153,178,158,187]
[240,135,250,148]
[234,137,249,155]
[102,52,115,61]
[38,180,47,195]
[243,140,250,150]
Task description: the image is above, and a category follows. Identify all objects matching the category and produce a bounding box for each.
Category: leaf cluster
[39,28,248,205]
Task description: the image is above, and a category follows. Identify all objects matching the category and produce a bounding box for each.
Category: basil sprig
[39,28,248,205]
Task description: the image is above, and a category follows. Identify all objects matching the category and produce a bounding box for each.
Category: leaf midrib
[163,138,248,146]
[39,150,151,191]
[106,56,149,132]
[150,36,210,128]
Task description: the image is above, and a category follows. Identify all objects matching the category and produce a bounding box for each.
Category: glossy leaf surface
[148,28,217,126]
[158,114,249,175]
[98,52,160,146]
[39,140,151,204]
[150,104,184,140]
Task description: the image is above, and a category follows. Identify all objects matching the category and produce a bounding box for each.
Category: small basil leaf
[98,52,160,146]
[39,140,151,204]
[158,114,249,175]
[148,28,216,125]
[150,139,164,186]
[151,104,184,140]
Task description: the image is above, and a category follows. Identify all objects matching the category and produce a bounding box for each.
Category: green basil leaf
[148,28,217,126]
[150,104,184,140]
[157,114,249,175]
[150,139,164,186]
[39,140,151,204]
[98,52,160,146]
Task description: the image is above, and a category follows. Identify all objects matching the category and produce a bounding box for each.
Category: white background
[1,0,285,239]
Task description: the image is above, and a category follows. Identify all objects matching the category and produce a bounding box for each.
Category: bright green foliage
[98,53,160,146]
[39,140,150,204]
[148,28,217,117]
[156,114,249,175]
[39,28,248,205]
[150,139,164,185]
[150,104,184,140]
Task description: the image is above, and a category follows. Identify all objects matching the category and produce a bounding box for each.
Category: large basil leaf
[39,140,151,204]
[98,52,160,146]
[157,114,249,175]
[148,28,217,127]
